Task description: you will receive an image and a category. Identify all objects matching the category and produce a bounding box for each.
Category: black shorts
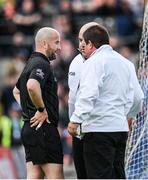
[21,121,63,165]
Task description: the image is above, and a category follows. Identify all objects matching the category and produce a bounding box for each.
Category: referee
[13,27,64,179]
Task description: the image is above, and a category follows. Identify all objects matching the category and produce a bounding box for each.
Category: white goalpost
[125,0,148,178]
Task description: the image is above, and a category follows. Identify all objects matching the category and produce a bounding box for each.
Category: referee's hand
[30,109,48,128]
[68,122,79,136]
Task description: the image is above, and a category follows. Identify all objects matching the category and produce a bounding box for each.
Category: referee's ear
[43,40,48,50]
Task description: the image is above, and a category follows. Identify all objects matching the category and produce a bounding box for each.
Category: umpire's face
[46,31,61,60]
[79,22,98,59]
[79,31,93,59]
[81,38,95,59]
[78,30,86,58]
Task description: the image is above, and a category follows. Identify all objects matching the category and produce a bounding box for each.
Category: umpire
[13,27,64,179]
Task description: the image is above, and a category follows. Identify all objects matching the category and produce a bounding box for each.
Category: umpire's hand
[68,122,79,136]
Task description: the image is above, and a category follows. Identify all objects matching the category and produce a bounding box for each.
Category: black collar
[31,52,49,63]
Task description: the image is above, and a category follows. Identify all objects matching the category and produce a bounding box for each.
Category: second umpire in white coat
[68,24,144,179]
[68,22,100,178]
[68,54,86,178]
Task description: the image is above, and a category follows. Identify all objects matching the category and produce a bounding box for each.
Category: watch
[37,107,45,112]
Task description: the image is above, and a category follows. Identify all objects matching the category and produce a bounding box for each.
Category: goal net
[125,1,148,178]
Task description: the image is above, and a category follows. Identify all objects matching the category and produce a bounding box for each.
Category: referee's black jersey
[16,52,59,127]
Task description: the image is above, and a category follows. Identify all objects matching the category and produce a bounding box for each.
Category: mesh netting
[125,1,148,179]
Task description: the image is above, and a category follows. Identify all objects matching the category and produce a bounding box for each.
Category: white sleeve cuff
[127,100,143,119]
[70,113,83,124]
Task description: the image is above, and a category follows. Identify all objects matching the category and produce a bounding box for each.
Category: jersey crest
[36,69,44,79]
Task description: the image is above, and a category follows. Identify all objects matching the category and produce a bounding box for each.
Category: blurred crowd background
[0,0,144,178]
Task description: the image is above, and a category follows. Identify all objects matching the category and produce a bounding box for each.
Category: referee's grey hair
[35,27,58,44]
